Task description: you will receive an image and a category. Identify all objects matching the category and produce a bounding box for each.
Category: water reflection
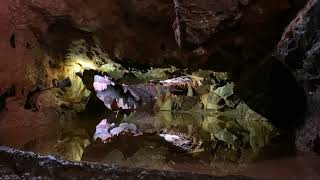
[0,107,292,175]
[90,103,279,161]
[54,128,90,161]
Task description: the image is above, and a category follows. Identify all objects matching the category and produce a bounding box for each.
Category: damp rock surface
[0,146,251,180]
[276,0,320,154]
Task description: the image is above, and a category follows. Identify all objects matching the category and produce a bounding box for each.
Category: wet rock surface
[275,0,320,154]
[276,0,320,90]
[0,146,251,180]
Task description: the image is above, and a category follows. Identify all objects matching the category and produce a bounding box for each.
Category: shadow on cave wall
[233,56,306,129]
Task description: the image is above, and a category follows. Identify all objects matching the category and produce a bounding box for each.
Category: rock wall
[276,0,320,153]
[172,0,307,70]
[170,0,308,129]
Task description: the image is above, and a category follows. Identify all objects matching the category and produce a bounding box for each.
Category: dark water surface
[0,108,320,179]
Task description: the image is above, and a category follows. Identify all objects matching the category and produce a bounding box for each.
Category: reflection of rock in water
[87,142,170,170]
[54,129,90,161]
[87,71,280,166]
[93,119,139,142]
[83,135,170,163]
[93,111,204,151]
[92,106,278,163]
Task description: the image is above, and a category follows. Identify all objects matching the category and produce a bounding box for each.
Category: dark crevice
[0,85,16,112]
[235,56,306,129]
[9,33,15,48]
[24,86,41,110]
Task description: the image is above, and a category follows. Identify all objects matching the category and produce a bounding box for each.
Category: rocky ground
[0,146,252,180]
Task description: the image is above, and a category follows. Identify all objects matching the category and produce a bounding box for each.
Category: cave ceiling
[7,0,307,70]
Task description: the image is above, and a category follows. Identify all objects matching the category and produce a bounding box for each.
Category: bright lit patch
[93,119,139,142]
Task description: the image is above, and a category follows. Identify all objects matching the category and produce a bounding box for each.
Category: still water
[0,107,319,179]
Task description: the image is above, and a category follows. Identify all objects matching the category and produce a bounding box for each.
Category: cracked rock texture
[172,0,307,70]
[276,0,320,154]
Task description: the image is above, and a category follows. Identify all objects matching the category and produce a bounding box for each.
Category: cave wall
[172,0,308,70]
[7,0,308,69]
[276,0,320,154]
[4,0,308,73]
[0,0,61,147]
[170,0,308,128]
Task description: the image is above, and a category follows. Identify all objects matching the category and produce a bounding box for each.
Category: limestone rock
[173,0,241,48]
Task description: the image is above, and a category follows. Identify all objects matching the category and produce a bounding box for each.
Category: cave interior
[1,0,320,179]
